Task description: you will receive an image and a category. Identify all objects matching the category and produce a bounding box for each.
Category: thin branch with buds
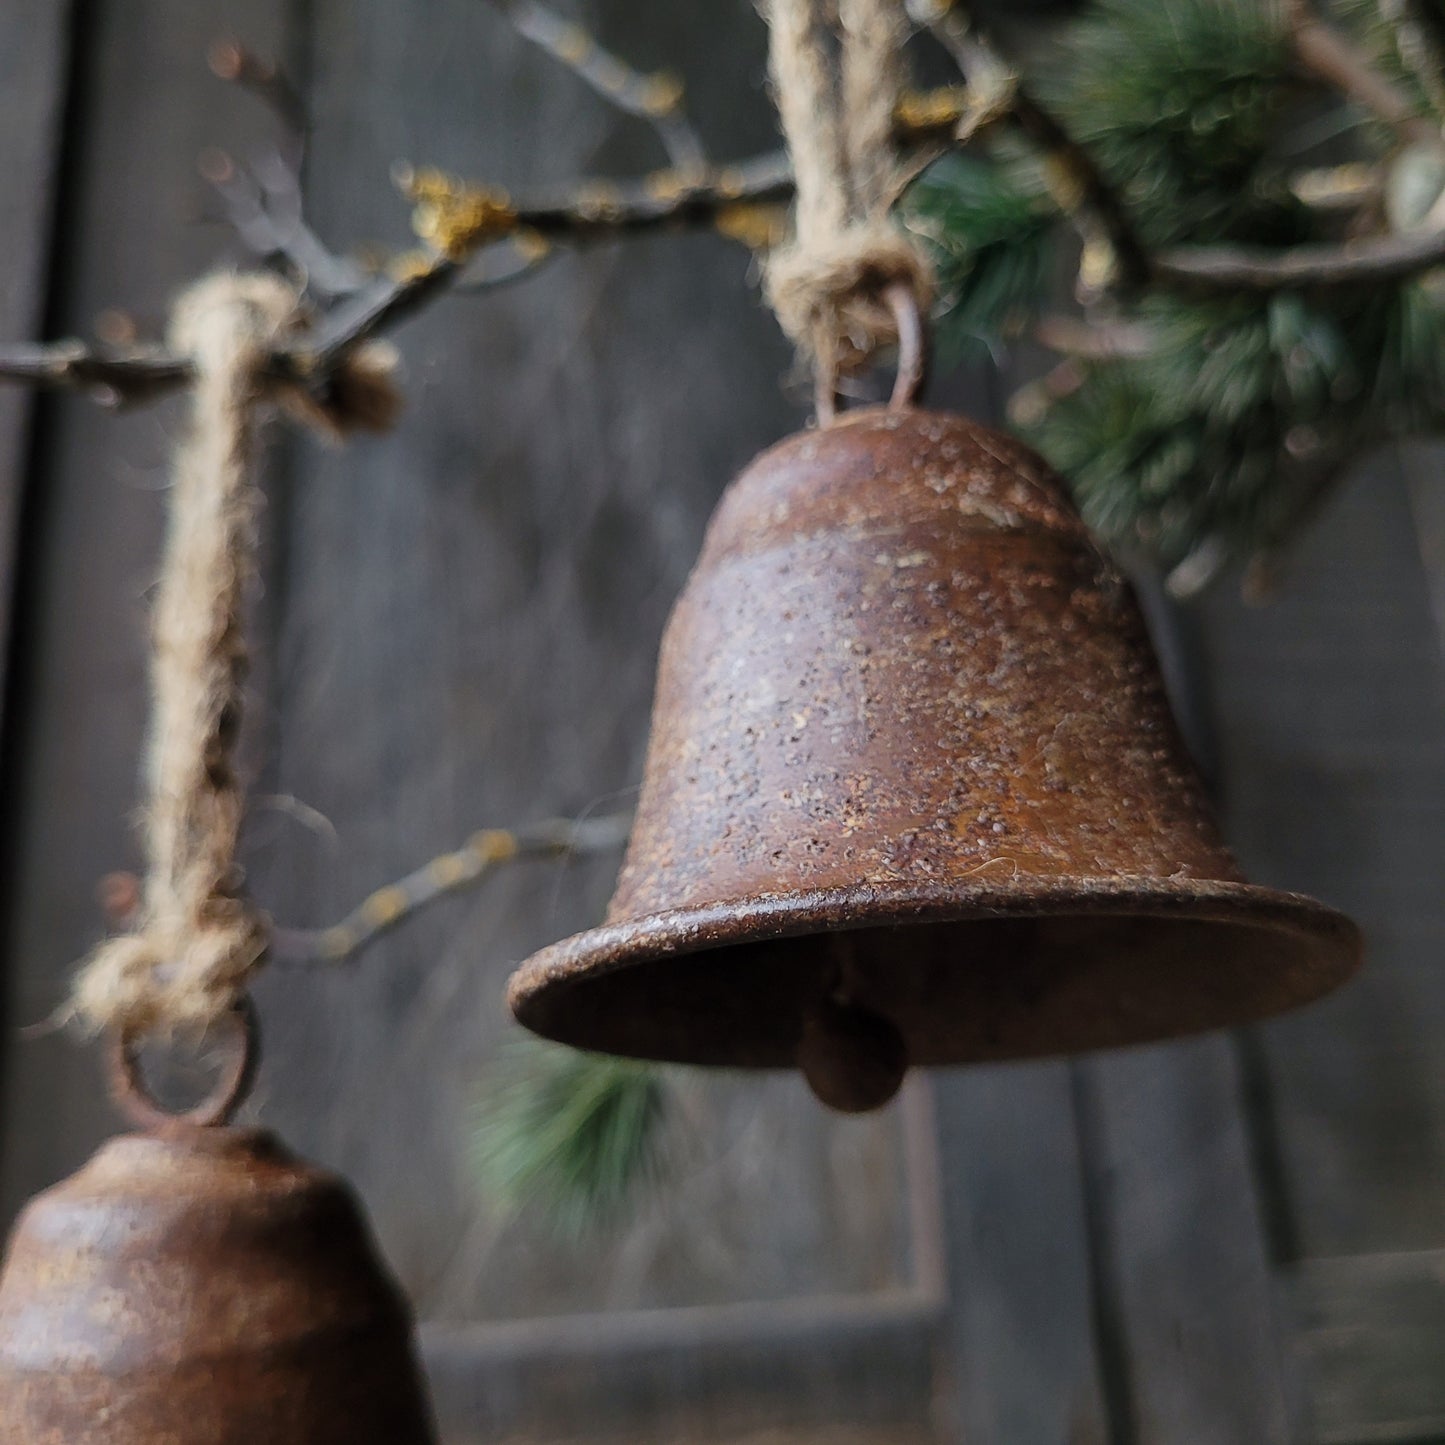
[268,814,632,966]
[8,7,1445,411]
[0,151,798,406]
[200,146,370,299]
[207,38,308,159]
[488,0,707,174]
[96,814,633,969]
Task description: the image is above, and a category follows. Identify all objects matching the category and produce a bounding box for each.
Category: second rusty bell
[0,1124,438,1444]
[509,406,1361,1111]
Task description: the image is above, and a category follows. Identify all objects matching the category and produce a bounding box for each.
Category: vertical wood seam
[0,0,94,1173]
[1071,1060,1138,1445]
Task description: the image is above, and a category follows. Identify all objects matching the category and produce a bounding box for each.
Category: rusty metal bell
[0,1123,438,1443]
[510,406,1361,1111]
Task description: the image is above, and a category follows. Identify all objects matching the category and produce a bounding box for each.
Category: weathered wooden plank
[1076,1038,1295,1444]
[1197,452,1445,1263]
[931,1061,1108,1445]
[1400,441,1445,667]
[1055,578,1295,1444]
[0,0,72,709]
[422,1293,943,1443]
[0,0,296,1225]
[0,0,75,1185]
[1285,1249,1445,1444]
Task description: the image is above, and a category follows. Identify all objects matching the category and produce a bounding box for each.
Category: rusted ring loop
[814,281,928,427]
[814,368,840,428]
[109,995,260,1131]
[884,281,927,413]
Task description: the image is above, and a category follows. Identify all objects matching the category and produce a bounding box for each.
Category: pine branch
[473,1041,672,1239]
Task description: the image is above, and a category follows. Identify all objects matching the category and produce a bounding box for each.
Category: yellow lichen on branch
[402,167,520,260]
[715,202,790,252]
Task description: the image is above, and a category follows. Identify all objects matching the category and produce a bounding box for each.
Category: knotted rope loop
[72,273,400,1048]
[761,0,933,420]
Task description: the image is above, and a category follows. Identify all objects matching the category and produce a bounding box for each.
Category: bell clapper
[797,937,908,1114]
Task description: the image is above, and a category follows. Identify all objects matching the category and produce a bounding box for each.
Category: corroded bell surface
[510,406,1360,1109]
[0,1126,436,1444]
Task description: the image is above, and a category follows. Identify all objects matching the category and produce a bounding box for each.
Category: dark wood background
[1,3,1442,1442]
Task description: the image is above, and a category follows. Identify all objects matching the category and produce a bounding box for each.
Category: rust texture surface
[510,407,1360,1076]
[0,1125,436,1444]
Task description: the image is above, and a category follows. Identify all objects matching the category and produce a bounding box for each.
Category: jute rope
[761,0,932,409]
[73,273,399,1037]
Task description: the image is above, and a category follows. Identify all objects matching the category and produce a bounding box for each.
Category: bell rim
[508,876,1362,1061]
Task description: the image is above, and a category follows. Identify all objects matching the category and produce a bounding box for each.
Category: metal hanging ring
[814,367,840,428]
[815,281,928,426]
[884,281,927,413]
[109,994,260,1131]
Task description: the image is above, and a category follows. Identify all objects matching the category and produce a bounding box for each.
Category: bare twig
[13,150,1445,408]
[304,257,465,371]
[1286,0,1444,149]
[202,40,379,301]
[1153,221,1445,289]
[488,0,708,175]
[0,155,796,405]
[454,152,794,240]
[1034,314,1154,360]
[0,342,193,406]
[269,812,632,965]
[208,39,307,165]
[1289,161,1383,213]
[201,147,371,299]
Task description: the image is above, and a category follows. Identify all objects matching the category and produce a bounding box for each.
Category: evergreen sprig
[472,1041,673,1240]
[1020,279,1445,576]
[1037,0,1304,248]
[917,0,1445,584]
[905,153,1055,361]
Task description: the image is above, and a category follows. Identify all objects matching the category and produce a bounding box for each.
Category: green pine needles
[472,1042,673,1239]
[907,153,1056,362]
[1039,0,1302,248]
[906,0,1445,588]
[1029,284,1445,571]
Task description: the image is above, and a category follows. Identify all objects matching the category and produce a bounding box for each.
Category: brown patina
[509,406,1360,1109]
[0,1125,437,1444]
